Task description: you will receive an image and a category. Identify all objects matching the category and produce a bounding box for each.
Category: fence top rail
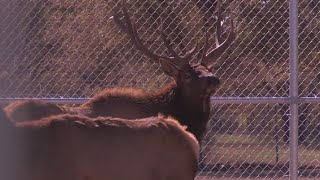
[210,97,320,104]
[0,97,319,104]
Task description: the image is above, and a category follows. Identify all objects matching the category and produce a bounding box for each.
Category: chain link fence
[0,0,319,179]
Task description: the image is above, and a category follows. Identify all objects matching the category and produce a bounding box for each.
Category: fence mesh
[0,0,319,179]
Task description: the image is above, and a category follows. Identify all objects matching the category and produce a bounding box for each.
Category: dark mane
[86,81,177,105]
[152,81,177,96]
[86,87,149,105]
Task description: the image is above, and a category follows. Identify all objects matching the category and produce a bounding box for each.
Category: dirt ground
[196,177,319,180]
[195,168,320,180]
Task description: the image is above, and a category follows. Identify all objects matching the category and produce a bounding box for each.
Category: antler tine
[201,31,210,61]
[113,0,172,62]
[113,0,199,66]
[160,18,199,63]
[112,0,138,39]
[215,0,223,46]
[112,11,129,34]
[181,41,199,60]
[201,0,235,67]
[160,18,200,64]
[159,19,180,59]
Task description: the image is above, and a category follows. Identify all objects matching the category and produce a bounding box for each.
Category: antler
[200,0,235,67]
[112,0,198,66]
[158,19,199,64]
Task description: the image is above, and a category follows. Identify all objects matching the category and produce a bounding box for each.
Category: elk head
[112,0,235,102]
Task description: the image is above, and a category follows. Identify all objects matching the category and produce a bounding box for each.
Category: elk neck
[155,81,211,141]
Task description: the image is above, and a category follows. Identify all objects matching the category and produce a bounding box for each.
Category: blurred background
[0,0,319,178]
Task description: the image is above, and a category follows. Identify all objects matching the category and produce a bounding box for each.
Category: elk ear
[159,59,181,79]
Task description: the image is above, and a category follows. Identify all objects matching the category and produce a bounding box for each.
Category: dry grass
[205,134,320,167]
[200,134,320,178]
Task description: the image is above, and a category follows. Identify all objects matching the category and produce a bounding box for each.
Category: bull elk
[4,0,234,142]
[78,0,235,141]
[0,107,199,180]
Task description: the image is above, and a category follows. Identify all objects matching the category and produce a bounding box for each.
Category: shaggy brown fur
[78,67,220,142]
[0,108,199,180]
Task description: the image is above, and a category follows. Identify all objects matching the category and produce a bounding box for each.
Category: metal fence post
[289,0,299,179]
